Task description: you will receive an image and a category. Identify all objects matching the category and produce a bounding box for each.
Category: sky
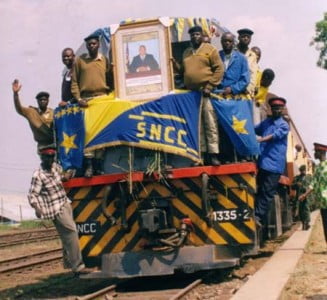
[1,0,327,195]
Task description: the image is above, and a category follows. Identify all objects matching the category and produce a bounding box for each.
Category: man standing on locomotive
[218,32,250,96]
[236,28,258,98]
[173,25,224,165]
[254,97,289,227]
[59,47,76,107]
[71,32,111,177]
[12,79,54,152]
[28,147,93,276]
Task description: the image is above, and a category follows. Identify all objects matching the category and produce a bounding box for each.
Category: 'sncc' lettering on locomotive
[129,111,188,148]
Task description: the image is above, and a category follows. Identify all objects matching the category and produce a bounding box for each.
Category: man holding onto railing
[173,25,224,166]
[71,32,111,177]
[28,147,93,276]
[254,97,289,230]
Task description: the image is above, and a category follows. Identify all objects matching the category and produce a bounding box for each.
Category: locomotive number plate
[212,209,251,222]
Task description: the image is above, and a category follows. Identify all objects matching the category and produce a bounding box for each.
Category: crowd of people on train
[12,26,278,175]
[11,24,327,275]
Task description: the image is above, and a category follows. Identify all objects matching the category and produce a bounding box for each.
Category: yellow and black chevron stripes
[67,172,256,261]
[68,184,142,258]
[168,175,255,245]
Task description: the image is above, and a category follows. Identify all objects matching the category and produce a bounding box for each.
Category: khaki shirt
[182,43,224,91]
[244,49,259,97]
[20,106,54,147]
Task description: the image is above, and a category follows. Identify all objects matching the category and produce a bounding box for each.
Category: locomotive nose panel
[65,164,258,277]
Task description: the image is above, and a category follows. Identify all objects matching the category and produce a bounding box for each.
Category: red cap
[268,97,286,107]
[39,148,56,155]
[314,143,327,152]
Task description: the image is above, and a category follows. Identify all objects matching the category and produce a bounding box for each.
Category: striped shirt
[28,163,69,220]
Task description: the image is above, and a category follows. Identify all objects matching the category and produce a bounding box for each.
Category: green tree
[312,12,327,69]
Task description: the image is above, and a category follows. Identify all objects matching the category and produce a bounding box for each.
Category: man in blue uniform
[218,32,250,96]
[254,97,289,226]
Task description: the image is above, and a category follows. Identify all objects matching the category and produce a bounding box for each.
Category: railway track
[75,276,236,300]
[0,247,62,274]
[75,279,203,300]
[0,227,58,248]
[0,225,298,300]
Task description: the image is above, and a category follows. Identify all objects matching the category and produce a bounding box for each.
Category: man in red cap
[254,97,289,232]
[28,147,93,276]
[299,143,327,245]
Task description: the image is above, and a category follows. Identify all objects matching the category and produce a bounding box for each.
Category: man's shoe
[95,169,105,176]
[84,165,94,178]
[74,267,95,277]
[303,223,311,230]
[255,218,262,229]
[210,155,221,166]
[163,164,173,170]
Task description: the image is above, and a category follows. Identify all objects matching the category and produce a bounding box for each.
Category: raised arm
[12,79,24,115]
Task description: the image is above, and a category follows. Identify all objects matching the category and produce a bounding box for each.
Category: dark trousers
[321,208,327,243]
[255,168,281,224]
[299,199,311,225]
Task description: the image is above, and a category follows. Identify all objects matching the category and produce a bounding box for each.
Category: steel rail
[169,279,202,300]
[0,248,62,274]
[75,284,116,300]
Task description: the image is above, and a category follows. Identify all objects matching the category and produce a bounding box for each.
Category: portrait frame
[111,19,173,101]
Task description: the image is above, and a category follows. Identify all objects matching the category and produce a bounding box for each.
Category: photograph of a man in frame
[128,44,159,73]
[124,32,161,76]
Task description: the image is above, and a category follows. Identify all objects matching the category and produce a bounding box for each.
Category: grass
[0,219,53,231]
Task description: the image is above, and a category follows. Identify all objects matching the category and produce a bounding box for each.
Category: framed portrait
[111,19,173,101]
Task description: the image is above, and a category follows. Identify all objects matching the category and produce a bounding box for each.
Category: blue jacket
[255,117,290,174]
[219,50,250,94]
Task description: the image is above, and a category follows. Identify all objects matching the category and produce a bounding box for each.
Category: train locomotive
[57,17,312,278]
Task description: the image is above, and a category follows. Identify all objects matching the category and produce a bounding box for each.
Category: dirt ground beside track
[1,217,326,300]
[280,214,327,300]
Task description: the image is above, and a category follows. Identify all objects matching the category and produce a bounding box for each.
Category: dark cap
[84,32,100,42]
[314,143,327,152]
[35,91,50,100]
[237,28,254,36]
[268,97,287,107]
[188,25,203,34]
